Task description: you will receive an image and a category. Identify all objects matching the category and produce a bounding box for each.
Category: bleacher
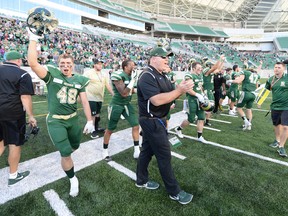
[274,37,288,52]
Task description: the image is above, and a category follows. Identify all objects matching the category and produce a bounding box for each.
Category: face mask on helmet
[200,99,215,112]
[27,7,59,36]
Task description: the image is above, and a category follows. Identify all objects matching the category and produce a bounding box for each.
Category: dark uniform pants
[136,117,181,196]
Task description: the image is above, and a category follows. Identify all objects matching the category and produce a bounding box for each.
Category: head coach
[135,46,194,204]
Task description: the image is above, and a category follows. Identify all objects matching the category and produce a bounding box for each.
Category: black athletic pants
[136,117,181,196]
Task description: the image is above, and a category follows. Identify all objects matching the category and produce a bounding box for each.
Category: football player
[202,55,225,125]
[102,60,140,161]
[27,30,94,197]
[175,62,207,143]
[226,61,262,130]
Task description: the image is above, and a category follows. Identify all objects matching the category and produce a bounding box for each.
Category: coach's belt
[51,112,77,120]
[140,116,166,120]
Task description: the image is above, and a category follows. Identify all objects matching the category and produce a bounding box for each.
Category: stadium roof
[110,0,288,32]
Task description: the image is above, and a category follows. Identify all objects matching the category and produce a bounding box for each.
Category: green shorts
[187,98,205,122]
[89,101,102,116]
[228,88,239,102]
[237,91,256,109]
[107,103,139,131]
[46,114,81,157]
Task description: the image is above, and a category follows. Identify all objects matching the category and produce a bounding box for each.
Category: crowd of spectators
[0,16,286,73]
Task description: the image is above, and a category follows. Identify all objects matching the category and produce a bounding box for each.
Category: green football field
[1,90,288,216]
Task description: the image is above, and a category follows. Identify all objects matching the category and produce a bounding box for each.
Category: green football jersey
[110,70,132,105]
[230,71,239,90]
[184,72,203,99]
[223,74,231,90]
[239,70,259,92]
[43,65,89,115]
[167,71,176,88]
[265,74,288,110]
[202,67,214,90]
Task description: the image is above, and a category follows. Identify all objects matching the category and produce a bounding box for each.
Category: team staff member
[28,31,94,197]
[0,51,37,186]
[136,46,194,205]
[102,60,140,161]
[83,58,114,139]
[265,62,288,157]
[213,69,226,113]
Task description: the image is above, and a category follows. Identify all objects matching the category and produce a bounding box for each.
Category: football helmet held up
[200,99,215,112]
[27,7,58,36]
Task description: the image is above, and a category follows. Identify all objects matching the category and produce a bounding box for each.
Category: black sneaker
[8,171,30,186]
[204,122,212,127]
[90,131,99,139]
[96,128,105,132]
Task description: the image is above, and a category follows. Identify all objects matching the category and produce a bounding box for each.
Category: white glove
[195,93,205,103]
[26,27,43,42]
[226,80,233,85]
[131,70,138,82]
[83,120,94,134]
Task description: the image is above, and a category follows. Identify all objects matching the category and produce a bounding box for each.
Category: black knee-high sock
[95,116,100,130]
[65,167,75,178]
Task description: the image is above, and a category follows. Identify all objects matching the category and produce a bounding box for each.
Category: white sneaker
[175,128,184,138]
[198,136,207,143]
[69,176,79,197]
[133,146,140,159]
[243,121,252,131]
[102,149,111,161]
[229,110,236,116]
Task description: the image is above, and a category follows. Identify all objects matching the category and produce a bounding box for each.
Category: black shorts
[89,101,102,116]
[0,115,26,146]
[271,110,288,126]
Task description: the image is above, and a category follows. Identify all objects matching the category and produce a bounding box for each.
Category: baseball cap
[150,47,173,57]
[5,51,22,61]
[93,58,104,64]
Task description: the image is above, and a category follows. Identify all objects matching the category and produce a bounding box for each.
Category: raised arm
[27,30,48,79]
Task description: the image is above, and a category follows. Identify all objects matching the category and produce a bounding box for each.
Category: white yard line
[209,119,231,124]
[169,131,288,167]
[189,123,221,132]
[32,101,47,104]
[107,161,136,181]
[171,151,186,160]
[252,108,270,112]
[220,113,238,118]
[43,190,74,216]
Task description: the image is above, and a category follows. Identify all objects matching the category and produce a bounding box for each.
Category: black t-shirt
[0,62,34,120]
[137,66,173,118]
[214,73,225,90]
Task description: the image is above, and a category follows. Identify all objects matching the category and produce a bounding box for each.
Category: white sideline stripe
[107,161,136,181]
[209,119,231,124]
[220,113,238,118]
[171,151,186,160]
[43,190,74,216]
[252,108,270,112]
[189,123,221,132]
[170,131,288,167]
